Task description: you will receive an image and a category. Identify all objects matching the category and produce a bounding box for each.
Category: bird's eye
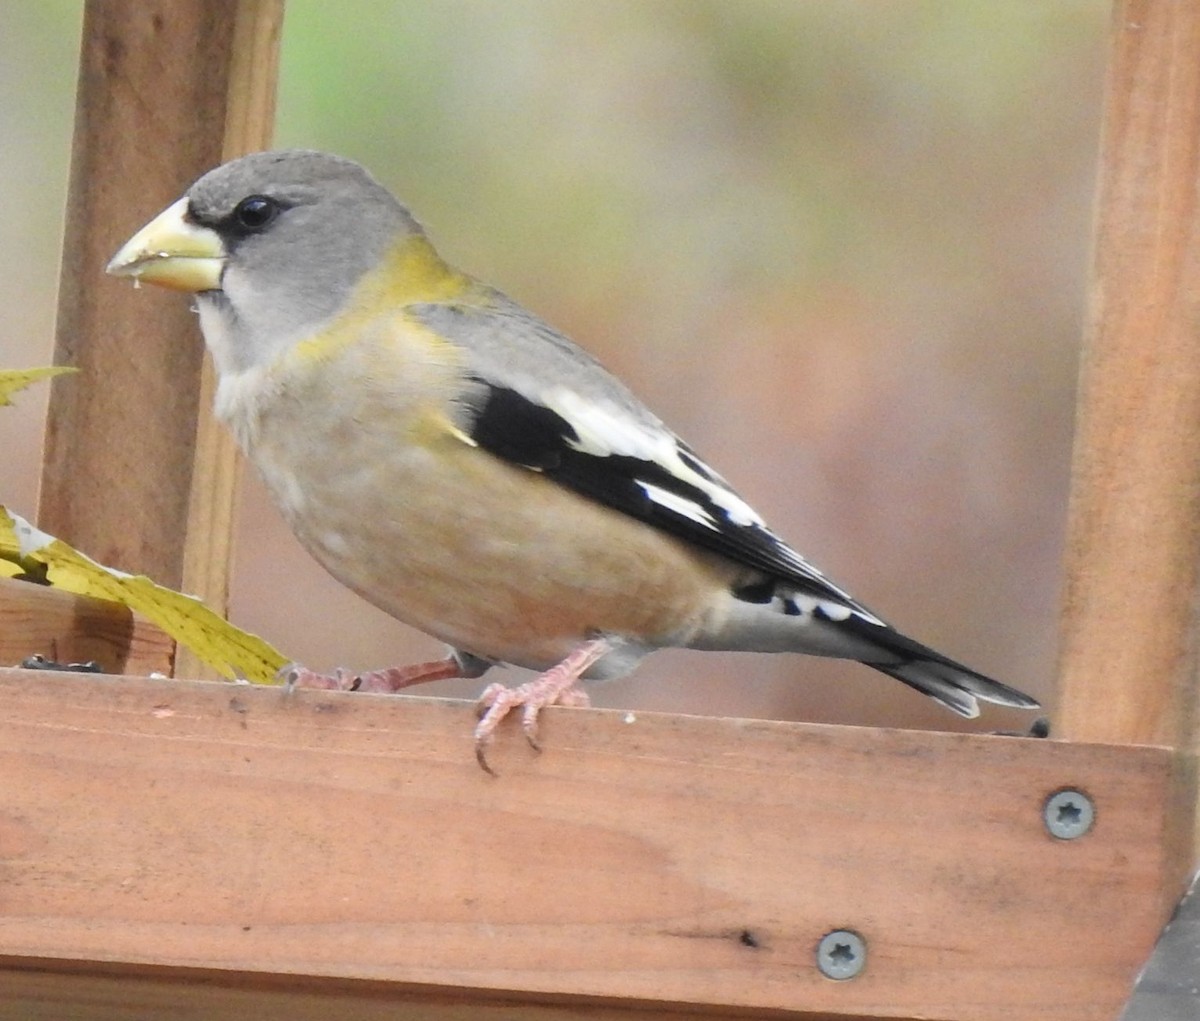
[233,195,280,231]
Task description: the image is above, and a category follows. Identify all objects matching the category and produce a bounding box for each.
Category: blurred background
[1,1,1108,731]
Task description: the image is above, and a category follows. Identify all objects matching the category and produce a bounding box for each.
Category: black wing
[462,379,875,615]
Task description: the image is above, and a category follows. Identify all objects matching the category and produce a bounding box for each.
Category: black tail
[864,629,1039,718]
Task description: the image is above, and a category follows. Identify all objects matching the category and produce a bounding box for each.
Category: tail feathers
[864,632,1040,719]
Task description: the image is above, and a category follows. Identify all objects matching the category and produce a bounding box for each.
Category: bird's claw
[472,674,592,775]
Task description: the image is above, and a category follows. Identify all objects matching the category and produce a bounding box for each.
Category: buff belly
[236,368,731,675]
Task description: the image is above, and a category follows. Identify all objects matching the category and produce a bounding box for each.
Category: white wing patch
[539,388,886,628]
[548,388,766,528]
[637,481,719,530]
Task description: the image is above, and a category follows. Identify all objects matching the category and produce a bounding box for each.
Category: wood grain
[0,671,1187,1020]
[0,577,171,676]
[42,0,237,583]
[40,0,283,681]
[175,0,283,682]
[0,968,771,1021]
[1056,0,1200,750]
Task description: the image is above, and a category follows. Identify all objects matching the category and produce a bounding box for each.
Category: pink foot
[282,656,464,693]
[473,638,610,774]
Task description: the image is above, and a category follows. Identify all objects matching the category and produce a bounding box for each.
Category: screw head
[1043,788,1095,840]
[816,929,866,980]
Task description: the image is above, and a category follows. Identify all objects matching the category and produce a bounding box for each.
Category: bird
[106,149,1039,772]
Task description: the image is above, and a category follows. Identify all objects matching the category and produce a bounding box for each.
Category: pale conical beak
[106,197,226,292]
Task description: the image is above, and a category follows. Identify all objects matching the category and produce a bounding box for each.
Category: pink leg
[473,637,611,775]
[283,655,464,694]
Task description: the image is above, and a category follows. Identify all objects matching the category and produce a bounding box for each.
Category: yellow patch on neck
[288,235,477,365]
[357,234,475,307]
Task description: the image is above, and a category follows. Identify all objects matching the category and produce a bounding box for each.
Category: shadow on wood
[0,577,172,677]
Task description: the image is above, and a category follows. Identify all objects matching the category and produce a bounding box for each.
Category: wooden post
[37,0,282,679]
[1056,0,1200,754]
[178,1,282,680]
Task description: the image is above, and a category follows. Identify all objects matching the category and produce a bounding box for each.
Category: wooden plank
[0,577,171,676]
[175,0,283,682]
[1056,0,1200,751]
[39,0,283,681]
[41,0,236,582]
[0,968,747,1021]
[0,671,1186,1020]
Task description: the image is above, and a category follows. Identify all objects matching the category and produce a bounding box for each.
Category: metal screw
[816,929,866,980]
[1043,788,1095,840]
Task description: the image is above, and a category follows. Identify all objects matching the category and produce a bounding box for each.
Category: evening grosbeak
[107,150,1038,771]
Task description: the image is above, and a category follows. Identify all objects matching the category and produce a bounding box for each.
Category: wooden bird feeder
[2,2,1197,1018]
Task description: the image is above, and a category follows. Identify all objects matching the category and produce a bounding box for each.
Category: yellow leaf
[0,365,76,406]
[0,506,288,683]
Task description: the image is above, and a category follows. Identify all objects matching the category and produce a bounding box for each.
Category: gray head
[108,149,423,375]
